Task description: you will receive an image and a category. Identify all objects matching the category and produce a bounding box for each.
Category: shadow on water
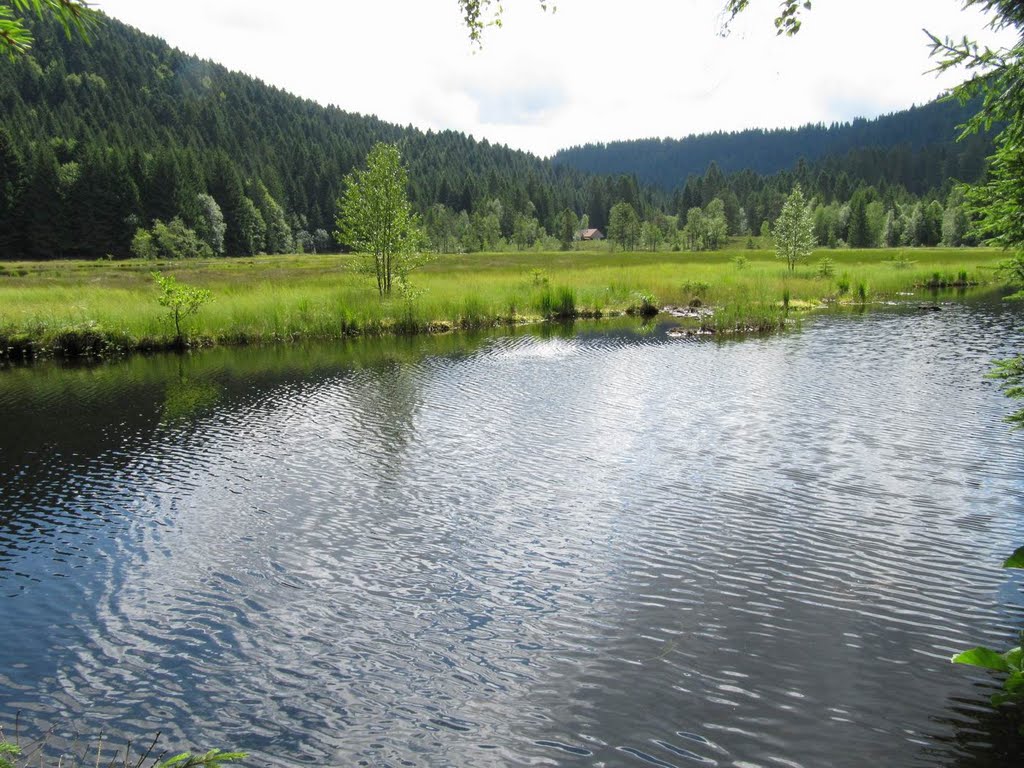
[925,688,1024,766]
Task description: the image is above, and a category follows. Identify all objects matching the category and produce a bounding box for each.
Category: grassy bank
[0,246,1007,359]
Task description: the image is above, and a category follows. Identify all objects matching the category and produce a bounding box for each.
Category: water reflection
[0,300,1023,767]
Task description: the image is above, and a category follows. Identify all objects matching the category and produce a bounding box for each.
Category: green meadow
[0,246,1009,358]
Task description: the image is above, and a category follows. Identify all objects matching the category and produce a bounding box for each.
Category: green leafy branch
[456,0,553,45]
[0,1,99,58]
[722,1,812,37]
[952,549,1024,710]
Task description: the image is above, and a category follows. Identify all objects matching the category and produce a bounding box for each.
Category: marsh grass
[0,247,1006,358]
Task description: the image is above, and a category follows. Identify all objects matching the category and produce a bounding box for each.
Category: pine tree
[557,208,576,250]
[0,128,25,256]
[74,147,141,258]
[847,192,871,248]
[19,145,64,259]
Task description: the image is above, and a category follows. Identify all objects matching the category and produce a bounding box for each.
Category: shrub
[681,280,710,295]
[626,291,658,317]
[135,218,214,260]
[131,228,158,260]
[152,272,213,343]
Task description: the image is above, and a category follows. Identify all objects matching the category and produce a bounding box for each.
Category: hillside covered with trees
[0,12,1000,261]
[551,100,994,195]
[0,13,660,260]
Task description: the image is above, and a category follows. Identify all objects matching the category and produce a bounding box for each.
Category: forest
[0,12,998,261]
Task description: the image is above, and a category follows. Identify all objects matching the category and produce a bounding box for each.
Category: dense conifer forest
[551,100,994,194]
[0,13,999,260]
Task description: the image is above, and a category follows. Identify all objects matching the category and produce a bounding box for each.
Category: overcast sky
[93,0,1017,157]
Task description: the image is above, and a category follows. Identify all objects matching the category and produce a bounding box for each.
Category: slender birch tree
[772,185,815,271]
[335,143,425,296]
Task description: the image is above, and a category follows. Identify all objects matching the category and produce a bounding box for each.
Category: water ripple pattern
[1,298,1023,767]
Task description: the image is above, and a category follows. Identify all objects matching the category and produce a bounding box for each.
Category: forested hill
[551,99,994,194]
[0,12,999,261]
[0,13,638,259]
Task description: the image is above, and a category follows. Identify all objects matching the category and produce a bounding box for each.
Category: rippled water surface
[2,299,1024,767]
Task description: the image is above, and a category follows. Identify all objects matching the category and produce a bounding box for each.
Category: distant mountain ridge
[550,98,991,191]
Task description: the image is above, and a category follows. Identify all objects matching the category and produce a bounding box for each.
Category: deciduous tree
[608,201,640,251]
[195,193,226,256]
[773,185,814,271]
[335,142,426,295]
[151,271,212,344]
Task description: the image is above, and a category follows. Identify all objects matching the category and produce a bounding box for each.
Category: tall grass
[0,248,1006,358]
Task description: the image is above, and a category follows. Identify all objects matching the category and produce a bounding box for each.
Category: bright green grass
[0,246,1008,358]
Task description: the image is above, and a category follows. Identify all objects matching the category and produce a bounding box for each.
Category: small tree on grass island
[772,184,815,272]
[152,272,213,345]
[335,143,427,296]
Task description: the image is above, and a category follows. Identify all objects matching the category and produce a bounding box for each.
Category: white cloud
[93,0,1018,156]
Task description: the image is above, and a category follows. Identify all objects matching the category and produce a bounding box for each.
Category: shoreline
[0,248,1005,363]
[0,292,980,365]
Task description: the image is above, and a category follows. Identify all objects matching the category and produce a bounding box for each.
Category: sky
[92,0,1018,157]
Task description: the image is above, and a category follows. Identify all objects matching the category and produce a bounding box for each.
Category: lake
[1,297,1023,767]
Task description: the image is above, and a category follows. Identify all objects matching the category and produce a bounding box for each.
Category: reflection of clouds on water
[2,300,1024,765]
[485,335,578,361]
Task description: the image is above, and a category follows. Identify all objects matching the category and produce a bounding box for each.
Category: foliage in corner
[0,0,99,58]
[456,0,553,45]
[951,550,1024,708]
[0,732,245,768]
[723,1,812,37]
[0,740,18,768]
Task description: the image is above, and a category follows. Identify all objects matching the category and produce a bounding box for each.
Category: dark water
[1,300,1023,767]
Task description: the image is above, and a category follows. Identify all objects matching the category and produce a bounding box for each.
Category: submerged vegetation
[0,729,244,768]
[0,246,1003,360]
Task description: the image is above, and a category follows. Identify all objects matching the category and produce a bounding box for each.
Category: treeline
[0,13,998,261]
[661,157,976,248]
[0,13,661,260]
[595,184,971,253]
[551,99,994,194]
